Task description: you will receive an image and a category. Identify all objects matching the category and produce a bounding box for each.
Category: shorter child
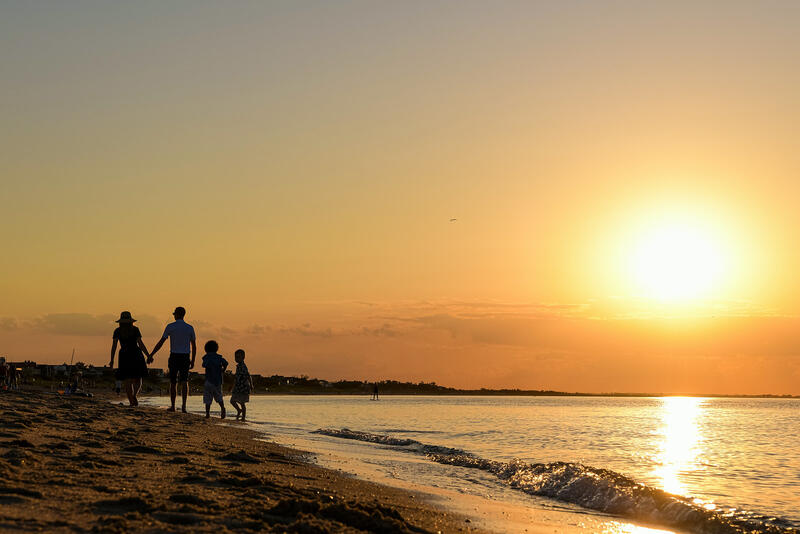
[201,340,228,419]
[229,349,253,421]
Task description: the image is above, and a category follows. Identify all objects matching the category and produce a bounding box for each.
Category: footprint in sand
[121,445,162,454]
[219,450,260,464]
[0,439,35,448]
[92,496,152,515]
[151,511,204,526]
[3,449,39,467]
[168,493,213,507]
[0,486,43,505]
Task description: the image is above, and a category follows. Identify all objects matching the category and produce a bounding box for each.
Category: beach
[0,390,487,533]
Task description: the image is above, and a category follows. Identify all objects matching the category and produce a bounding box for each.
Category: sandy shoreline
[0,390,490,533]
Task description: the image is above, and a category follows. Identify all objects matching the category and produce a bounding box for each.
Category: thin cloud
[29,313,160,337]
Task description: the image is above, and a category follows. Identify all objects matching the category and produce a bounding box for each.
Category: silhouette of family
[109,306,252,419]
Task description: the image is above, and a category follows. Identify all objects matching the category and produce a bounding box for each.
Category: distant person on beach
[9,366,18,391]
[372,383,379,401]
[0,358,8,390]
[201,340,228,419]
[229,349,253,421]
[149,306,196,413]
[109,311,151,407]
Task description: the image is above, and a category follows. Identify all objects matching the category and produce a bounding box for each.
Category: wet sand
[0,390,488,533]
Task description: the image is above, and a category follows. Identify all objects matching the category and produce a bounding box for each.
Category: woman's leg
[132,377,142,406]
[125,380,136,405]
[125,378,142,406]
[240,402,246,421]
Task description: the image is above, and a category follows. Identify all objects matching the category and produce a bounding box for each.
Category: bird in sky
[449,218,457,222]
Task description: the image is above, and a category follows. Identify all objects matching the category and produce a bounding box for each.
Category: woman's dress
[113,325,148,380]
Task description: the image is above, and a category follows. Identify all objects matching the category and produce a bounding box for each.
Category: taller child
[150,306,196,412]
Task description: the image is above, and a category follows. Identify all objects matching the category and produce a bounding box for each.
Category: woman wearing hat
[109,311,151,406]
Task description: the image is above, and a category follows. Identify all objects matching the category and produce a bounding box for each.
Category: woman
[109,311,150,406]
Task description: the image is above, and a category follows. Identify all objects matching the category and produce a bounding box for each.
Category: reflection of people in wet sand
[149,306,196,413]
[371,383,379,401]
[109,311,150,406]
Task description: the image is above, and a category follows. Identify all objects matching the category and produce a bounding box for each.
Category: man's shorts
[203,381,223,405]
[168,353,191,384]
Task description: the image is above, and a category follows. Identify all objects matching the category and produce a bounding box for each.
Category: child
[201,340,228,419]
[229,349,253,421]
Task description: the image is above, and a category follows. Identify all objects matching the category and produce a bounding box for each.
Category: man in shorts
[150,306,196,412]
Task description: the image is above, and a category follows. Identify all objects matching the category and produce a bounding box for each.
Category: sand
[0,390,489,533]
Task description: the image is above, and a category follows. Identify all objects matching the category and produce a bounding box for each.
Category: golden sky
[2,2,799,393]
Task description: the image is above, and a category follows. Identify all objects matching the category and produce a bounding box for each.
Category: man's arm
[150,337,167,358]
[190,339,197,368]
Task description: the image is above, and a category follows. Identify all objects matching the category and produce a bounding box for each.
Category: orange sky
[1,2,799,393]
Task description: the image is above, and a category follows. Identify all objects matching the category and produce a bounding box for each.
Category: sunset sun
[630,220,728,301]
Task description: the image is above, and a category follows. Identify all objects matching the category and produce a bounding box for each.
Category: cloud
[245,324,272,335]
[360,323,399,337]
[278,324,334,338]
[219,326,238,337]
[29,313,160,337]
[0,318,18,331]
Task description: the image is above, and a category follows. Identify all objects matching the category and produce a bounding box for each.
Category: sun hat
[116,311,137,323]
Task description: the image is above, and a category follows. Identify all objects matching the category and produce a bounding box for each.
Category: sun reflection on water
[600,521,676,534]
[654,396,704,495]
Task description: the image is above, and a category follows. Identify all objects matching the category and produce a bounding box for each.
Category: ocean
[145,395,799,533]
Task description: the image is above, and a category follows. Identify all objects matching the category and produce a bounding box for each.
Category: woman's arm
[109,338,118,367]
[137,337,151,361]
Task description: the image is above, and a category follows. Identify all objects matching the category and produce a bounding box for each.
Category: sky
[2,1,799,394]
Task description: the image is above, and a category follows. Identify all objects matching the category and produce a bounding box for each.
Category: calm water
[150,395,800,532]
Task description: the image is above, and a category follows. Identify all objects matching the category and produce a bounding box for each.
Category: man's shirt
[162,319,196,354]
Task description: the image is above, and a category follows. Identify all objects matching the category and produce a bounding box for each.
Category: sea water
[148,395,799,533]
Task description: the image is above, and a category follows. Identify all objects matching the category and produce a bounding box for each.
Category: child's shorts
[203,381,223,404]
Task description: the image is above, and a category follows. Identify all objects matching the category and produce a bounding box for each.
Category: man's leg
[169,382,177,411]
[181,381,189,412]
[205,403,210,418]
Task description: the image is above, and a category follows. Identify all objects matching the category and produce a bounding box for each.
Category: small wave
[378,428,445,435]
[313,428,797,534]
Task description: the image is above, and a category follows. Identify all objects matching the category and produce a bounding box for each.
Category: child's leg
[216,387,226,418]
[205,403,211,418]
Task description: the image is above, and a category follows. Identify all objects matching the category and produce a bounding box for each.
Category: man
[150,306,196,412]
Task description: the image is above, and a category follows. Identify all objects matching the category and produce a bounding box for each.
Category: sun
[629,220,727,301]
